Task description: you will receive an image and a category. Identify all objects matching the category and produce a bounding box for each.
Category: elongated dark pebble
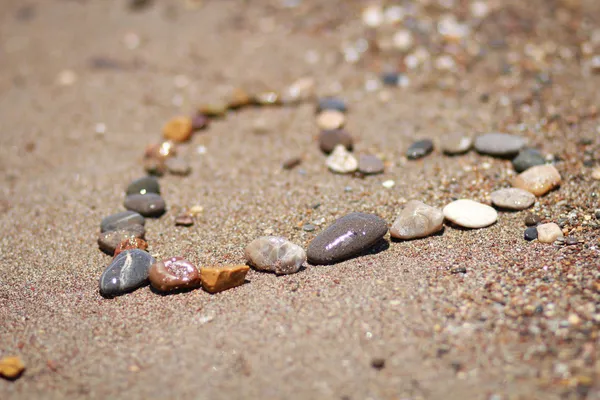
[99,249,155,297]
[512,148,545,173]
[316,97,347,113]
[98,225,145,255]
[124,193,166,217]
[406,139,433,160]
[524,226,538,241]
[100,210,145,233]
[126,176,160,196]
[524,213,542,226]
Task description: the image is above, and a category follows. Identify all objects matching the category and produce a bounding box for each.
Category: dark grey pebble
[282,157,302,170]
[316,97,347,113]
[358,154,385,175]
[381,72,401,86]
[319,129,353,154]
[98,224,145,255]
[99,249,155,297]
[474,133,527,157]
[524,213,542,226]
[302,223,317,232]
[406,139,433,160]
[100,210,145,233]
[124,193,166,217]
[307,212,388,265]
[126,176,160,196]
[524,227,538,241]
[512,148,545,173]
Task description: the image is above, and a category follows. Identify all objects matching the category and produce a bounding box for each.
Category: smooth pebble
[443,199,498,229]
[245,236,306,275]
[99,249,155,297]
[113,237,148,257]
[316,110,345,131]
[406,139,433,160]
[126,176,160,196]
[441,133,472,155]
[390,200,444,239]
[524,213,542,226]
[326,145,358,174]
[536,223,563,243]
[512,148,545,173]
[319,129,353,154]
[512,164,561,196]
[98,225,145,255]
[100,210,144,233]
[163,116,193,142]
[358,154,385,175]
[149,256,201,292]
[524,227,538,241]
[124,193,166,217]
[474,133,527,157]
[166,156,191,176]
[316,97,347,113]
[490,188,535,210]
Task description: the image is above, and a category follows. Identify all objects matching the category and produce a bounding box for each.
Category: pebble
[316,110,345,131]
[100,210,145,232]
[163,116,193,142]
[381,72,401,86]
[474,133,527,157]
[326,145,358,174]
[319,129,354,154]
[98,225,145,255]
[441,133,472,155]
[227,88,252,109]
[245,236,307,275]
[592,167,600,180]
[512,165,561,196]
[149,256,201,292]
[113,237,148,257]
[302,223,317,232]
[191,114,209,131]
[536,223,564,243]
[99,249,155,297]
[512,148,546,173]
[316,97,347,113]
[175,213,194,226]
[145,140,177,160]
[307,212,388,265]
[382,180,395,189]
[125,176,160,196]
[198,102,228,118]
[406,139,433,160]
[490,188,535,210]
[524,213,542,226]
[124,193,166,217]
[200,265,249,294]
[443,199,498,229]
[0,356,25,380]
[358,154,385,175]
[282,157,302,170]
[143,157,167,176]
[390,200,444,239]
[281,77,316,105]
[565,236,579,246]
[165,156,191,176]
[524,227,538,241]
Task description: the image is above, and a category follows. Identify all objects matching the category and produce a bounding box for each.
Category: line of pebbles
[97,79,569,298]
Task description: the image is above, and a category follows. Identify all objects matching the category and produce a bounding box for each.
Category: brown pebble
[163,116,193,142]
[370,358,385,370]
[524,213,542,226]
[358,154,385,175]
[98,225,145,255]
[145,141,177,160]
[149,257,201,292]
[198,102,228,118]
[175,213,194,226]
[143,157,167,176]
[0,356,25,380]
[253,91,280,106]
[200,264,249,294]
[318,129,353,154]
[166,156,191,176]
[191,114,209,131]
[512,165,561,196]
[282,157,302,170]
[228,88,252,109]
[316,110,345,131]
[113,237,148,257]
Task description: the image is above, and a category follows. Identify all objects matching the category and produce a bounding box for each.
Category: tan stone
[200,265,249,294]
[512,165,561,196]
[537,223,564,243]
[0,356,25,380]
[316,110,345,131]
[163,116,193,142]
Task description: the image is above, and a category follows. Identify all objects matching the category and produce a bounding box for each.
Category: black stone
[124,193,166,217]
[100,211,145,233]
[99,249,155,297]
[512,148,545,173]
[524,227,538,241]
[381,72,400,86]
[125,176,161,196]
[406,139,434,160]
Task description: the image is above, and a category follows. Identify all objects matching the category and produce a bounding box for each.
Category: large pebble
[406,139,433,160]
[99,249,155,297]
[390,200,444,239]
[200,265,249,294]
[100,210,144,233]
[443,199,498,229]
[511,148,545,173]
[307,212,388,265]
[358,154,385,175]
[245,236,306,275]
[490,188,535,210]
[319,129,353,154]
[442,133,472,155]
[512,165,561,196]
[474,133,527,157]
[126,176,160,196]
[326,145,358,174]
[98,225,145,255]
[536,223,563,243]
[149,257,201,292]
[124,193,166,217]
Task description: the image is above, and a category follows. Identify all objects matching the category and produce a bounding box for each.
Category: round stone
[490,188,535,210]
[319,129,353,154]
[536,223,563,243]
[524,213,542,226]
[307,212,388,265]
[512,148,545,173]
[124,193,166,217]
[98,225,145,255]
[406,139,433,160]
[245,236,307,275]
[113,237,148,257]
[316,110,345,131]
[100,210,145,233]
[443,199,498,229]
[191,114,209,131]
[524,227,538,241]
[143,157,166,176]
[358,154,385,175]
[149,257,201,292]
[99,249,155,297]
[390,200,444,240]
[163,116,193,142]
[126,176,160,196]
[165,157,191,176]
[326,145,358,174]
[441,133,472,155]
[316,97,347,113]
[474,133,527,157]
[512,164,561,196]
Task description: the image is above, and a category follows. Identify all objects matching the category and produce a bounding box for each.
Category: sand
[1,0,599,399]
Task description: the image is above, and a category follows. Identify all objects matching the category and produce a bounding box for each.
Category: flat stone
[441,133,472,155]
[100,210,145,233]
[358,154,385,175]
[124,193,166,217]
[245,236,306,275]
[319,129,353,154]
[0,356,25,380]
[316,97,347,113]
[113,237,148,257]
[307,212,388,265]
[175,213,194,226]
[316,110,345,131]
[149,256,201,292]
[524,227,538,241]
[443,199,498,229]
[524,213,542,226]
[98,225,145,255]
[490,188,535,210]
[165,157,191,176]
[326,145,358,174]
[512,148,546,173]
[537,223,563,243]
[200,265,249,294]
[512,164,561,196]
[99,249,155,297]
[474,133,527,157]
[406,139,433,160]
[163,116,193,142]
[126,176,160,196]
[390,200,444,239]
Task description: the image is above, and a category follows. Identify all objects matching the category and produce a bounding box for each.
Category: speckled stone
[490,188,536,210]
[512,165,561,196]
[512,148,545,173]
[390,200,444,239]
[319,129,353,154]
[406,139,433,160]
[245,236,306,275]
[443,199,498,229]
[307,212,388,265]
[113,237,148,257]
[100,210,145,233]
[474,133,527,157]
[537,223,563,243]
[441,133,472,155]
[358,154,385,175]
[99,249,155,297]
[149,257,201,292]
[124,193,166,217]
[125,176,160,196]
[98,225,145,255]
[326,145,358,174]
[524,227,538,241]
[316,97,347,113]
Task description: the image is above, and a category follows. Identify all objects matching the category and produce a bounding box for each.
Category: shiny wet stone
[524,227,538,241]
[99,249,155,297]
[245,236,306,275]
[124,193,166,217]
[100,210,144,233]
[98,224,145,255]
[125,176,160,196]
[406,139,433,160]
[149,256,201,293]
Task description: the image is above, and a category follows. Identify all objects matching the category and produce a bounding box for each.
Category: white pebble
[443,199,498,229]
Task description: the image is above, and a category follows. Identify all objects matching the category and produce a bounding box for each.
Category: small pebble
[512,165,561,196]
[143,157,167,176]
[319,129,353,154]
[441,133,472,155]
[245,236,307,275]
[126,176,160,196]
[98,225,145,255]
[254,91,280,106]
[316,97,347,113]
[406,139,433,160]
[474,133,527,157]
[512,148,546,173]
[524,227,538,241]
[326,145,358,174]
[99,249,155,297]
[316,110,345,131]
[100,210,145,232]
[198,102,228,118]
[370,358,385,370]
[124,193,166,217]
[200,265,249,294]
[191,114,209,131]
[175,213,194,226]
[149,256,201,292]
[281,77,315,105]
[302,223,317,232]
[227,88,252,109]
[536,223,564,244]
[390,200,444,239]
[358,154,385,175]
[381,72,401,86]
[382,180,395,188]
[162,116,193,142]
[565,236,579,245]
[524,213,542,226]
[282,157,302,170]
[450,265,467,274]
[443,199,498,229]
[113,237,148,257]
[490,188,535,210]
[166,156,191,176]
[591,167,600,180]
[0,356,25,380]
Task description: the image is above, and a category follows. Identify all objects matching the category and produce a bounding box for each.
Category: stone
[512,148,546,173]
[512,165,561,196]
[316,110,345,131]
[490,188,535,210]
[175,213,194,226]
[474,133,527,157]
[227,88,252,109]
[126,176,160,196]
[144,140,177,160]
[99,249,155,297]
[124,193,166,217]
[536,223,563,243]
[245,236,307,275]
[98,225,145,255]
[319,129,354,154]
[113,237,148,257]
[100,210,145,233]
[390,200,444,239]
[381,72,401,86]
[406,139,433,160]
[0,356,25,380]
[592,167,600,180]
[307,212,388,265]
[254,91,280,106]
[199,102,228,118]
[316,97,347,113]
[524,227,538,241]
[200,265,249,294]
[358,154,385,175]
[281,77,316,105]
[191,114,209,131]
[524,213,542,226]
[163,116,193,142]
[166,157,191,176]
[441,133,472,155]
[282,157,302,170]
[326,145,358,174]
[143,157,167,176]
[443,199,498,229]
[149,257,201,292]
